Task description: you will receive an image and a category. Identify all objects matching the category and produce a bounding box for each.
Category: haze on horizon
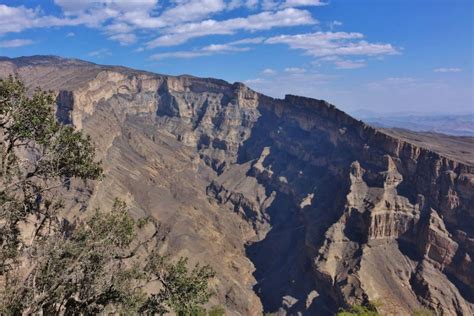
[0,0,472,114]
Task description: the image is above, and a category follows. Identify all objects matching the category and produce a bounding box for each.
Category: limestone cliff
[0,56,472,315]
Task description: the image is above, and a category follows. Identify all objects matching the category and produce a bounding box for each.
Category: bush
[336,302,380,316]
[0,77,216,315]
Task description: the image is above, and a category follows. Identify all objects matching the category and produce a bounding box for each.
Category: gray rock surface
[1,55,472,315]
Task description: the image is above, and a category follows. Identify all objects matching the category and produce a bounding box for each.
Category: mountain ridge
[2,55,472,166]
[1,55,472,315]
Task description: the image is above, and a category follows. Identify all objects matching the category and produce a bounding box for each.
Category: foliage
[0,76,217,315]
[1,200,146,314]
[208,305,226,316]
[141,254,216,315]
[0,76,102,274]
[336,302,380,316]
[412,308,435,316]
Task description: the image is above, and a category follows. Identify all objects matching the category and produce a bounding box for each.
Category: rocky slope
[1,56,472,315]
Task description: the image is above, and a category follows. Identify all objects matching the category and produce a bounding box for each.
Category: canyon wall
[1,56,472,315]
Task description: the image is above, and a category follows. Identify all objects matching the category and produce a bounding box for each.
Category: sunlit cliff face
[1,56,473,316]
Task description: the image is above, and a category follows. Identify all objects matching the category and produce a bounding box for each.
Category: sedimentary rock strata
[1,55,472,315]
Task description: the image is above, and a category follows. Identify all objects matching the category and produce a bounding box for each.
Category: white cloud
[0,38,34,48]
[284,67,306,73]
[150,42,251,61]
[66,32,75,37]
[0,1,229,45]
[245,0,260,9]
[262,0,280,10]
[266,32,398,57]
[229,37,266,45]
[88,48,112,58]
[109,33,137,45]
[244,78,265,84]
[0,3,115,35]
[0,1,397,74]
[280,0,327,8]
[227,0,255,10]
[334,59,366,69]
[262,68,277,75]
[328,20,342,30]
[146,8,316,48]
[260,0,327,9]
[0,5,40,35]
[150,51,213,60]
[433,67,462,73]
[202,43,250,52]
[149,34,265,60]
[156,0,227,25]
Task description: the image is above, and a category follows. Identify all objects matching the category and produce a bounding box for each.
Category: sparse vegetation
[0,76,217,314]
[336,302,380,316]
[336,301,438,316]
[208,305,226,316]
[412,308,435,316]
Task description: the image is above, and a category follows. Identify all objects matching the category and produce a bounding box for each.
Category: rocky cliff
[1,56,472,315]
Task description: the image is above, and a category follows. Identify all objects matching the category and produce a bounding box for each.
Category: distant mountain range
[352,111,474,136]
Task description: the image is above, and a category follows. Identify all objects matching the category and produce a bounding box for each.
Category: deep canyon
[0,56,472,315]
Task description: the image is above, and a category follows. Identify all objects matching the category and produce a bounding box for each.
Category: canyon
[0,56,472,315]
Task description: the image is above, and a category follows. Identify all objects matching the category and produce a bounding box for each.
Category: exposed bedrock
[1,56,472,315]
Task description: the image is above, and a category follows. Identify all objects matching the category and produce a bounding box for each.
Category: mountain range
[351,110,474,137]
[0,55,472,315]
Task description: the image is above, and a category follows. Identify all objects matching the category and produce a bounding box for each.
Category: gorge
[0,55,472,315]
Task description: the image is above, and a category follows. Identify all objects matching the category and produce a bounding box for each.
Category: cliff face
[1,56,472,315]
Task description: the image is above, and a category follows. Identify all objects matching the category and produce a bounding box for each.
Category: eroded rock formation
[0,56,472,315]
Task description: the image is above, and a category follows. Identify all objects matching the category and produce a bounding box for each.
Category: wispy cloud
[266,32,398,57]
[262,0,327,10]
[150,40,253,61]
[334,59,366,69]
[265,31,398,68]
[0,1,398,74]
[262,68,277,75]
[108,33,137,45]
[328,20,343,30]
[433,67,462,73]
[280,0,327,8]
[229,37,266,45]
[146,8,316,48]
[88,48,112,58]
[0,1,232,44]
[0,38,34,48]
[0,1,316,48]
[245,78,266,84]
[284,67,307,73]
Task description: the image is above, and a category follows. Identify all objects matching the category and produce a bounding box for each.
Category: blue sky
[0,0,472,114]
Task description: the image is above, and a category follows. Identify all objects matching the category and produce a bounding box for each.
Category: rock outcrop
[1,55,472,315]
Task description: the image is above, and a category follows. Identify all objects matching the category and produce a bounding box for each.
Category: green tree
[0,76,102,273]
[0,76,216,315]
[336,302,380,316]
[1,200,149,314]
[141,254,216,315]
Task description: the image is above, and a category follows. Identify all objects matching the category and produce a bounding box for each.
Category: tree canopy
[0,76,216,315]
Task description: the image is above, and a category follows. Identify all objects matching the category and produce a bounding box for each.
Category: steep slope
[1,56,472,315]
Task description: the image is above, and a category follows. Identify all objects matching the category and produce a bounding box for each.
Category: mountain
[1,56,473,315]
[351,111,474,136]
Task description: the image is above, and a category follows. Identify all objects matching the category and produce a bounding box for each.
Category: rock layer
[1,56,472,315]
